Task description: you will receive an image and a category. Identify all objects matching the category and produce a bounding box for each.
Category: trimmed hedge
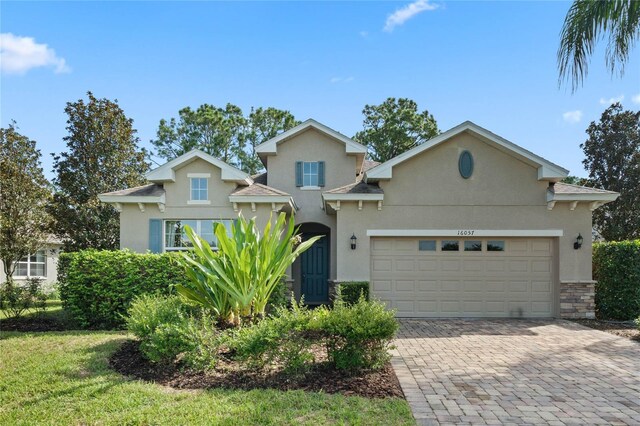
[337,282,369,304]
[593,240,640,320]
[58,250,188,329]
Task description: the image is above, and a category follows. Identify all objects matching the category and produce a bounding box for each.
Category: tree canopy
[0,122,51,284]
[581,102,640,241]
[151,104,299,175]
[353,97,439,163]
[48,92,149,251]
[558,0,640,92]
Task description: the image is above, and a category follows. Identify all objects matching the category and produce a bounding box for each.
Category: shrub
[176,213,320,326]
[180,314,223,370]
[314,296,398,371]
[125,294,190,340]
[636,317,640,331]
[229,299,316,375]
[593,240,640,320]
[337,282,369,304]
[58,250,188,328]
[0,278,47,318]
[126,295,222,366]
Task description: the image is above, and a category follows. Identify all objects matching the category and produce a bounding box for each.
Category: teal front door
[300,234,328,303]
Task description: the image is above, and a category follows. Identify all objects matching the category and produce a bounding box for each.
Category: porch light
[350,234,357,250]
[574,233,583,250]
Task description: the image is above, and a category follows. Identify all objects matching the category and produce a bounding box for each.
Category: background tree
[0,122,51,286]
[353,97,439,163]
[49,92,149,251]
[151,104,299,175]
[561,175,590,186]
[238,107,300,174]
[558,0,640,92]
[581,102,640,240]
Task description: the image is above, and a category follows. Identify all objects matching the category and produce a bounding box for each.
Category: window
[441,240,460,251]
[164,219,234,251]
[190,177,208,201]
[303,161,319,187]
[15,250,46,277]
[487,240,505,252]
[418,240,436,251]
[464,241,482,251]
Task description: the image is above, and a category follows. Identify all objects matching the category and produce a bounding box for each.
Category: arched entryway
[297,222,330,304]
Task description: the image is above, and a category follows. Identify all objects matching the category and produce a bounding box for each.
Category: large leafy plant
[176,213,320,326]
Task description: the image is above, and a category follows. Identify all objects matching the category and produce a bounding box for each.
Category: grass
[0,330,414,425]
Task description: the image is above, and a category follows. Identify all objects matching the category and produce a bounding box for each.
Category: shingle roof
[232,183,290,197]
[251,172,268,185]
[324,181,383,195]
[100,184,165,197]
[551,183,617,195]
[362,159,380,173]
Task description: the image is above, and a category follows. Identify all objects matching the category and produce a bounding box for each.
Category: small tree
[49,92,149,251]
[0,122,51,286]
[353,97,439,163]
[581,103,640,241]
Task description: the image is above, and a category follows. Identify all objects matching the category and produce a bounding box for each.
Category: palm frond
[558,0,640,92]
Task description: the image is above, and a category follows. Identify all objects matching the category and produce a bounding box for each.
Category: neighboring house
[0,238,63,292]
[99,119,619,319]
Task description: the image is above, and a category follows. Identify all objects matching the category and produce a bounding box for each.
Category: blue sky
[2,1,639,180]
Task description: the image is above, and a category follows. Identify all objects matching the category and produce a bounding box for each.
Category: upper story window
[15,250,46,277]
[303,162,319,187]
[164,219,234,251]
[296,161,325,188]
[188,173,210,203]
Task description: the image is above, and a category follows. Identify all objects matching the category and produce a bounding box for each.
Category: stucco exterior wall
[119,158,275,252]
[264,127,359,283]
[335,132,594,286]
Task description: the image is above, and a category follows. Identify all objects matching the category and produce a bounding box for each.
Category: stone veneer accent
[560,281,596,319]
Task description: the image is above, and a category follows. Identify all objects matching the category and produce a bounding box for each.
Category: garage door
[370,237,555,318]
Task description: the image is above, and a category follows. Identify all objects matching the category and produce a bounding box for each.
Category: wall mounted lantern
[350,233,357,250]
[574,233,584,249]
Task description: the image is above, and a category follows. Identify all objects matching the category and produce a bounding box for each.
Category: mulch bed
[109,339,404,399]
[572,319,640,342]
[0,315,70,332]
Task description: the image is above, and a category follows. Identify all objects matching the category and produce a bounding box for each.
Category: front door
[300,233,328,303]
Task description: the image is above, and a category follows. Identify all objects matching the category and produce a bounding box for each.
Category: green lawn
[0,330,414,425]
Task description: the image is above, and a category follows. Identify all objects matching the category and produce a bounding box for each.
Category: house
[0,238,63,292]
[99,119,619,319]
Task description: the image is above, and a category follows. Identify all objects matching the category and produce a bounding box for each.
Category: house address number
[457,230,475,236]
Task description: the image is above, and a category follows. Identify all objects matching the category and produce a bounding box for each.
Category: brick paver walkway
[392,319,640,425]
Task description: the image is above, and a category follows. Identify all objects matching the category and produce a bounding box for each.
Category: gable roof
[146,149,252,185]
[365,121,569,182]
[255,119,368,156]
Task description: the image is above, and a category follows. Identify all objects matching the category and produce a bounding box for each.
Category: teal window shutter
[295,161,303,187]
[318,161,325,187]
[149,219,162,253]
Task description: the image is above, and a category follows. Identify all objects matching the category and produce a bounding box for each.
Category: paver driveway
[392,319,640,425]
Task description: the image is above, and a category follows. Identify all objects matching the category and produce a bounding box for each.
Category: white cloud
[329,76,354,84]
[599,94,624,105]
[0,33,70,75]
[563,110,583,124]
[384,0,438,32]
[359,31,369,38]
[632,93,640,104]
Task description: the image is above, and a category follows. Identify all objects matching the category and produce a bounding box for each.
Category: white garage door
[370,237,555,318]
